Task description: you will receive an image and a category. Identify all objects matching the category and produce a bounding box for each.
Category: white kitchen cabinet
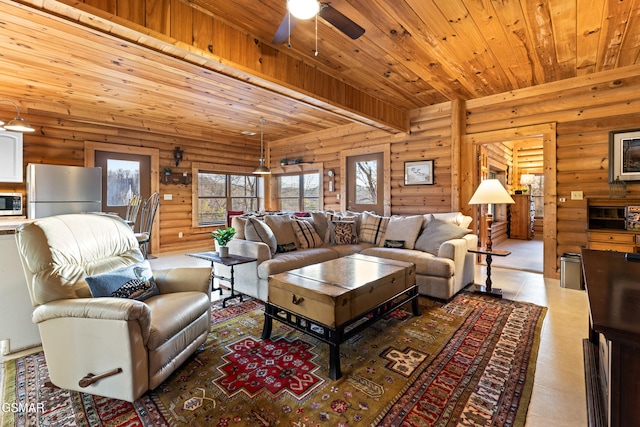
[0,131,23,183]
[0,231,40,355]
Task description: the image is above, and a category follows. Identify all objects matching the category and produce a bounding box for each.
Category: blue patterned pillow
[86,260,159,301]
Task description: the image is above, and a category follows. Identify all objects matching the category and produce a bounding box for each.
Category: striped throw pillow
[292,219,323,249]
[359,211,390,245]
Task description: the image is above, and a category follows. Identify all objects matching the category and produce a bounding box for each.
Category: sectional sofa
[217,211,478,301]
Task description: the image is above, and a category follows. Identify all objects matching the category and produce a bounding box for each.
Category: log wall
[269,103,457,216]
[0,113,258,254]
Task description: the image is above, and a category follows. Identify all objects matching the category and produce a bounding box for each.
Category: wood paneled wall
[269,103,457,216]
[0,112,259,254]
[465,63,640,277]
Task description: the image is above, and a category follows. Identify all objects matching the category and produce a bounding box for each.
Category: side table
[187,251,257,307]
[468,247,511,298]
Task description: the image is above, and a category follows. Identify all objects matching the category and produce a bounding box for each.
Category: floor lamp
[468,179,515,251]
[468,179,515,297]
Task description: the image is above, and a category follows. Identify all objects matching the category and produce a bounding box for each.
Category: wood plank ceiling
[2,0,640,144]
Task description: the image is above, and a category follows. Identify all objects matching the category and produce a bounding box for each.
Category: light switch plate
[164,194,173,201]
[571,191,583,200]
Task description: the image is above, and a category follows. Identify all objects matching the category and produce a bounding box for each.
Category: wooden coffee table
[261,254,418,379]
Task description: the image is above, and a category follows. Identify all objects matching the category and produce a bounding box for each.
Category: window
[197,172,258,225]
[106,159,140,207]
[277,173,319,211]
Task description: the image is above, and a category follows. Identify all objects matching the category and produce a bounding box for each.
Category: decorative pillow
[384,239,405,249]
[381,215,423,249]
[292,218,323,249]
[245,217,278,254]
[86,260,159,301]
[311,211,329,242]
[359,211,390,245]
[329,220,358,245]
[265,214,298,247]
[276,242,297,253]
[231,216,247,240]
[415,218,471,255]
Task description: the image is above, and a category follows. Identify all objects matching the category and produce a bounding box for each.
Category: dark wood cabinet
[582,249,640,427]
[508,194,534,240]
[587,198,640,253]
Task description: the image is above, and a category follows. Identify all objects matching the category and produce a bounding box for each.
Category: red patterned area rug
[1,292,545,427]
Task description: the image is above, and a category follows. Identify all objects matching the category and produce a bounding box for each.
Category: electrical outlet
[559,197,566,202]
[178,232,183,238]
[164,194,173,201]
[571,191,583,200]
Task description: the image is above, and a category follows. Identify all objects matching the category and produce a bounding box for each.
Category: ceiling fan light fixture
[287,0,319,20]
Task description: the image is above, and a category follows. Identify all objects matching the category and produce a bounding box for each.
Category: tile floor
[0,251,590,426]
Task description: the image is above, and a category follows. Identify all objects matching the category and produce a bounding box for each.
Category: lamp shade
[468,179,515,205]
[287,0,320,19]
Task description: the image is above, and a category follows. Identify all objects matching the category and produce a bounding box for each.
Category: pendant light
[0,100,35,132]
[253,118,271,174]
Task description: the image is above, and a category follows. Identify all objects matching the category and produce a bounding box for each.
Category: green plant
[211,227,236,247]
[164,167,172,175]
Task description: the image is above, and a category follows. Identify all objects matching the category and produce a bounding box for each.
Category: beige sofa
[15,214,212,402]
[220,211,477,301]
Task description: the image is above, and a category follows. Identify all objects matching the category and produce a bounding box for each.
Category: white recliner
[15,213,211,402]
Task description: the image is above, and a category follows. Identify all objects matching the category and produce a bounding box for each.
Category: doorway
[84,142,160,255]
[94,151,151,230]
[462,123,557,279]
[339,144,391,216]
[346,152,384,214]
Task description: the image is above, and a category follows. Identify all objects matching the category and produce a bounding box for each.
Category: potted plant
[280,157,288,166]
[211,227,236,257]
[163,167,172,184]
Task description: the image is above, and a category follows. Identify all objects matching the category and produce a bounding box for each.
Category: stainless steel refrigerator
[26,164,102,219]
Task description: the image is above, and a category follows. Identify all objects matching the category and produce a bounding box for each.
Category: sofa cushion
[245,217,277,254]
[265,214,298,247]
[257,248,338,279]
[359,211,390,245]
[381,215,423,249]
[86,260,159,301]
[329,220,358,245]
[325,242,375,257]
[359,247,455,278]
[292,218,323,249]
[415,217,471,255]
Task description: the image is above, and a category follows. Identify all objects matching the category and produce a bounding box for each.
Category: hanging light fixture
[0,100,35,132]
[253,118,271,175]
[287,0,319,20]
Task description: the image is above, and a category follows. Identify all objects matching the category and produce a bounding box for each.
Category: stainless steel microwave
[0,193,23,216]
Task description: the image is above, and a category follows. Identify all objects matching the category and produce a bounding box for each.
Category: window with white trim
[197,172,258,225]
[277,172,320,212]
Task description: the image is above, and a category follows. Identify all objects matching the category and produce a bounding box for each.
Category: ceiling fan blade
[272,12,298,44]
[318,3,365,40]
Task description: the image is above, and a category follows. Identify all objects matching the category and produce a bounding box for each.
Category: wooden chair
[134,192,160,258]
[124,194,141,228]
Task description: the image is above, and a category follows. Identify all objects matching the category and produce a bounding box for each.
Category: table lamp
[468,179,514,250]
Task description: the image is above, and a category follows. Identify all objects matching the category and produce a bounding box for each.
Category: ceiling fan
[272,0,365,46]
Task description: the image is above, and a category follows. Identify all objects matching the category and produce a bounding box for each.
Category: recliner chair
[15,213,211,402]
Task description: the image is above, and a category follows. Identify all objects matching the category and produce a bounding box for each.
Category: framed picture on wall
[610,129,640,182]
[404,160,434,185]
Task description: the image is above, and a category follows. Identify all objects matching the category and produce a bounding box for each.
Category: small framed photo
[404,160,434,185]
[609,129,640,182]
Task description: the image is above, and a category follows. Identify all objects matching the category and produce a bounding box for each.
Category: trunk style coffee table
[261,254,418,380]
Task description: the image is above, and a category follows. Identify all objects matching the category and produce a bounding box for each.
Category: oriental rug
[1,292,546,427]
